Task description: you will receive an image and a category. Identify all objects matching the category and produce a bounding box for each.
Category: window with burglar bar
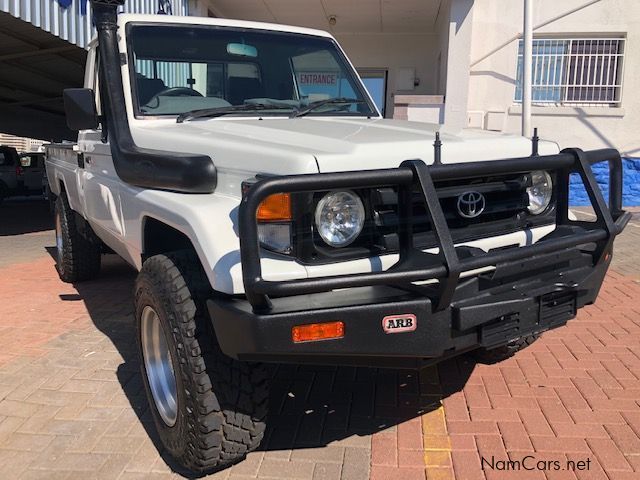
[515,38,625,106]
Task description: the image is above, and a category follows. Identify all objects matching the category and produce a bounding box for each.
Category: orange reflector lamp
[292,321,344,343]
[257,193,292,222]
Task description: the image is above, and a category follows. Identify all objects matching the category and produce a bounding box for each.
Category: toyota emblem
[456,191,486,218]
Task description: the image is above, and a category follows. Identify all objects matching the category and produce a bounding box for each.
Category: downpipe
[91,0,217,193]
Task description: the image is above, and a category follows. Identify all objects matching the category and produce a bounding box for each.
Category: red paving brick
[450,450,484,480]
[498,422,534,451]
[0,202,639,479]
[435,267,640,480]
[370,465,426,480]
[372,432,398,466]
[0,257,97,367]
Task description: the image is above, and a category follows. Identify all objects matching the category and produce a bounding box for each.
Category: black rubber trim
[91,1,216,193]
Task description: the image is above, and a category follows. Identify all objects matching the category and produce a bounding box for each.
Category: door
[77,50,125,240]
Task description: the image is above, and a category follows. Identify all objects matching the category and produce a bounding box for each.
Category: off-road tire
[54,194,101,282]
[135,251,268,474]
[473,334,540,364]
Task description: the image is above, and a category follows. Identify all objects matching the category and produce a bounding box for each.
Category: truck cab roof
[87,13,336,49]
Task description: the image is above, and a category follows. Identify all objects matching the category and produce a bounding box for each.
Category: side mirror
[63,88,99,131]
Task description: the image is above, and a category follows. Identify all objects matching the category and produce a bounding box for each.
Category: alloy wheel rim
[141,306,178,427]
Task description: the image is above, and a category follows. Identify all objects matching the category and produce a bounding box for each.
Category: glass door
[358,69,388,117]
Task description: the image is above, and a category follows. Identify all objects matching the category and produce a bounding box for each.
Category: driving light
[527,171,553,215]
[315,190,365,247]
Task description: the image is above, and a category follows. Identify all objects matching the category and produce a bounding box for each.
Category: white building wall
[334,33,439,117]
[435,0,451,96]
[443,0,474,131]
[467,0,640,156]
[0,133,43,151]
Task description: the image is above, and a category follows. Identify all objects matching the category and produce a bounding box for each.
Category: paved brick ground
[0,198,53,268]
[0,198,638,479]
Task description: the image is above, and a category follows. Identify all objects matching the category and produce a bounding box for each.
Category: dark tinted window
[0,147,17,166]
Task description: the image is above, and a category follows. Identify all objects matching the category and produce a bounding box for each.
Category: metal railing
[515,38,625,106]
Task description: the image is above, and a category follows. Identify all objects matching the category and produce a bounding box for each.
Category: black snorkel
[90,0,217,193]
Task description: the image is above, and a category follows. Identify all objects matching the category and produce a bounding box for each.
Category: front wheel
[135,251,268,474]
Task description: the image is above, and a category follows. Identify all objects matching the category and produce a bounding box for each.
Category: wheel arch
[141,217,218,294]
[53,174,86,215]
[54,177,82,214]
[50,174,66,197]
[142,216,198,260]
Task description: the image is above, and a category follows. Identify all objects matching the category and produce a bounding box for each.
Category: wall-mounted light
[328,15,337,27]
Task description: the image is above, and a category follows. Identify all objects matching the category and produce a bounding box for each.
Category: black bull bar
[238,148,630,313]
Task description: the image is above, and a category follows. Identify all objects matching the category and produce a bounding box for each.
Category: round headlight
[527,170,553,215]
[315,190,365,247]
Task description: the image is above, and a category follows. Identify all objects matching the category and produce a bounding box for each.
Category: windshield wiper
[290,98,366,118]
[177,103,294,123]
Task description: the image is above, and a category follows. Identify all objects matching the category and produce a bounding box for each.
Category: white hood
[132,117,559,176]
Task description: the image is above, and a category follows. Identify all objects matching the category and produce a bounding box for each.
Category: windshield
[127,24,377,118]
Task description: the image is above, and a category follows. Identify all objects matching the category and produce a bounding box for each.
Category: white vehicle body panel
[45,15,562,295]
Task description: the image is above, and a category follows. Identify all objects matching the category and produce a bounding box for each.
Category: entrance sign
[297,72,338,86]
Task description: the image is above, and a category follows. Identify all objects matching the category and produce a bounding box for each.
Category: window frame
[125,22,378,119]
[514,36,626,107]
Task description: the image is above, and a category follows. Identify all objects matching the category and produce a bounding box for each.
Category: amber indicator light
[257,193,292,222]
[292,321,345,343]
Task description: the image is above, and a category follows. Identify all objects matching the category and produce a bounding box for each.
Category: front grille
[294,172,556,264]
[371,173,549,251]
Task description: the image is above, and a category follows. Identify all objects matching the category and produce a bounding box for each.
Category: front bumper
[208,148,630,367]
[209,245,610,367]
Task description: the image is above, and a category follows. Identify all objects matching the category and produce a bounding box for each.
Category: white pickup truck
[45,0,630,474]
